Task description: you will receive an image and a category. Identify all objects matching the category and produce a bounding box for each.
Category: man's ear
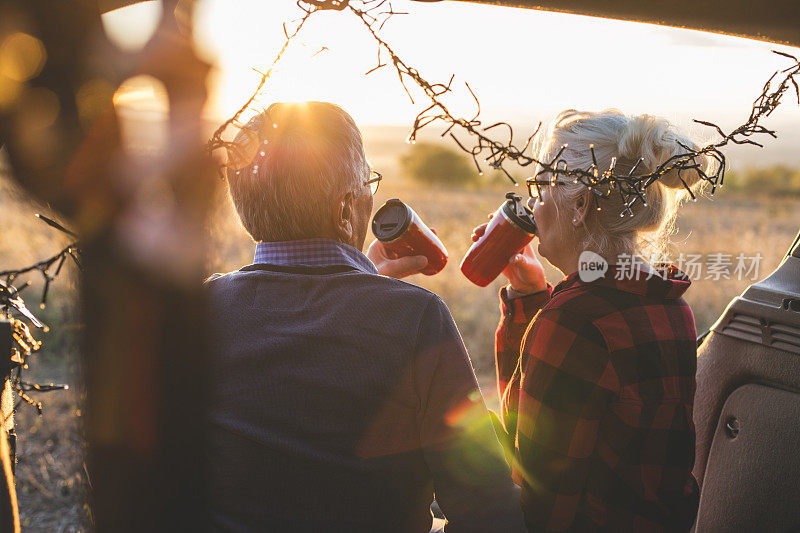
[333,192,355,244]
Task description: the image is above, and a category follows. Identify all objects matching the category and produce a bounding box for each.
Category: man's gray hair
[226,102,368,242]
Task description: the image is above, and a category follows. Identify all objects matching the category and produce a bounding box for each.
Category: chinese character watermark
[577,251,763,281]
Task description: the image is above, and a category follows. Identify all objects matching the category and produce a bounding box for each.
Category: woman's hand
[366,239,428,279]
[502,245,547,295]
[471,218,547,295]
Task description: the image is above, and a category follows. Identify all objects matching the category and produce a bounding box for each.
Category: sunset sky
[104,0,800,166]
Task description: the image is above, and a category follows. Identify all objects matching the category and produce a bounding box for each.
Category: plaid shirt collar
[553,263,691,300]
[254,238,379,275]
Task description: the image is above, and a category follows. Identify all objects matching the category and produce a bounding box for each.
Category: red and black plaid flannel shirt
[496,263,700,532]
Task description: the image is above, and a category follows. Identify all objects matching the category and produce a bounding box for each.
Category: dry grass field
[1,129,798,529]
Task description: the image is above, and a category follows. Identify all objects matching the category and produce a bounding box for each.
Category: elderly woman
[476,109,706,532]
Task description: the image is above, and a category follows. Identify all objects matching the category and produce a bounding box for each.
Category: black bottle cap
[501,192,537,235]
[372,199,412,241]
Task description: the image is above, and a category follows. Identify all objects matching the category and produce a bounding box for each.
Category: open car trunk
[456,0,800,46]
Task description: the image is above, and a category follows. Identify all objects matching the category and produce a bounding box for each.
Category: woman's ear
[573,189,593,225]
[333,192,355,244]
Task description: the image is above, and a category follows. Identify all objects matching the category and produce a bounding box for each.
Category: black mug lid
[501,192,537,235]
[372,199,412,241]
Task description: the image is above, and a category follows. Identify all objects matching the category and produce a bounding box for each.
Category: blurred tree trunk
[0,1,216,531]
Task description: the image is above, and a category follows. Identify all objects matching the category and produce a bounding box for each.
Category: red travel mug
[371,199,448,276]
[460,193,537,287]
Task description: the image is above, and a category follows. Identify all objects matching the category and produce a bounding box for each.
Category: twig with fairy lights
[206,0,401,169]
[210,0,800,218]
[1,215,80,418]
[345,2,800,216]
[518,50,800,217]
[206,4,319,173]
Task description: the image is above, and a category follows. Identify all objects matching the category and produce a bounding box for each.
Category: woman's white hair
[226,101,368,242]
[535,109,716,259]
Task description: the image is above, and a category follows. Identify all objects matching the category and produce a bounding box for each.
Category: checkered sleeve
[513,307,619,532]
[495,284,553,401]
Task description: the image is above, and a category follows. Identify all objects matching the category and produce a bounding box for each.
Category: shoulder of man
[203,272,225,285]
[203,271,239,293]
[368,275,459,324]
[201,267,442,308]
[370,273,441,299]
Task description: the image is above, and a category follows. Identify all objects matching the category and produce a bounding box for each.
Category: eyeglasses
[365,169,382,196]
[526,176,565,199]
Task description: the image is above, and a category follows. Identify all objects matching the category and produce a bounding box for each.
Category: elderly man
[205,102,524,532]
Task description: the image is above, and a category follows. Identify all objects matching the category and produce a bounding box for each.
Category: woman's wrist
[507,282,548,298]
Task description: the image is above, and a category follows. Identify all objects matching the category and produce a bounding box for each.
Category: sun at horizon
[104,0,800,167]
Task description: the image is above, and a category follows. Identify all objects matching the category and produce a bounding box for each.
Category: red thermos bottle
[460,193,537,287]
[372,199,448,276]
